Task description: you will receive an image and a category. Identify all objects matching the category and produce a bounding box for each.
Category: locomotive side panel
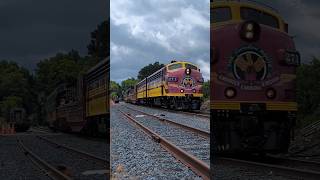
[84,58,109,135]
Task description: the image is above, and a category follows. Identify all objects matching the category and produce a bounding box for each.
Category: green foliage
[0,96,23,118]
[121,78,138,91]
[0,61,35,118]
[110,92,118,99]
[35,51,98,95]
[202,80,210,100]
[110,81,121,95]
[0,20,107,124]
[87,20,109,59]
[297,57,320,126]
[137,62,164,80]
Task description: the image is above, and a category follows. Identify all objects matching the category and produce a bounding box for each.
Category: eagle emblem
[181,77,195,87]
[232,51,268,81]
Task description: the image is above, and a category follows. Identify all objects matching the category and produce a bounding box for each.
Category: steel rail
[267,155,320,173]
[126,103,210,119]
[17,139,72,180]
[119,109,210,180]
[216,157,320,180]
[37,136,108,166]
[123,105,210,138]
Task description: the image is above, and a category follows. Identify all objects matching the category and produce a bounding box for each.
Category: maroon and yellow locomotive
[211,1,300,154]
[125,60,204,110]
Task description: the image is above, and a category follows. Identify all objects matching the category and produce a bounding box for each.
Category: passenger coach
[45,57,109,137]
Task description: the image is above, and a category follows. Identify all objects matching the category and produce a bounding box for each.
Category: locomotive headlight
[246,23,254,31]
[245,31,254,39]
[192,89,196,93]
[240,21,260,42]
[224,87,236,98]
[180,89,184,93]
[185,68,191,75]
[266,88,276,99]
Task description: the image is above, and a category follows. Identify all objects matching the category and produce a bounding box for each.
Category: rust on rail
[37,135,108,166]
[124,105,210,138]
[119,109,210,180]
[17,139,72,180]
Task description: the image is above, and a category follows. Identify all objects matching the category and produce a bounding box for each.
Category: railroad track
[31,127,105,143]
[119,106,210,179]
[124,105,210,137]
[18,136,109,179]
[215,155,320,180]
[30,126,55,134]
[125,102,210,119]
[37,136,108,165]
[17,138,72,180]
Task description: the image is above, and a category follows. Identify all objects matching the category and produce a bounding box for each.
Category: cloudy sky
[0,0,108,70]
[110,0,210,83]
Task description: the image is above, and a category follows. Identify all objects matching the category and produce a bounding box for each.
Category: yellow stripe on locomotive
[211,101,297,111]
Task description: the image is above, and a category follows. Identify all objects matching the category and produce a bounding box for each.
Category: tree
[137,62,164,80]
[110,81,121,95]
[297,57,320,119]
[0,96,23,119]
[34,51,98,95]
[121,78,138,91]
[87,20,109,60]
[202,80,210,100]
[0,61,35,119]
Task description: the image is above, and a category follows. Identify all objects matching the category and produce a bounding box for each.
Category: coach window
[168,63,183,70]
[240,7,279,29]
[212,7,232,23]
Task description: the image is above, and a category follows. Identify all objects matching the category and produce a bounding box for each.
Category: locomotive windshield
[185,63,198,70]
[212,7,232,23]
[240,7,279,28]
[168,63,183,70]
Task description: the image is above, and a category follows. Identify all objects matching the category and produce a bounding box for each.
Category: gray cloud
[0,0,108,70]
[110,0,210,83]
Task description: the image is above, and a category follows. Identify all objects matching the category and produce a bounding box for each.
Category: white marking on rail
[135,115,145,118]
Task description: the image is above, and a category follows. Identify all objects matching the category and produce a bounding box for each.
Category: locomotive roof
[211,0,280,18]
[211,0,287,32]
[136,61,199,85]
[167,61,199,68]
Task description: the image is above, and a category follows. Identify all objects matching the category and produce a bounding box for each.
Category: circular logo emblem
[181,77,195,87]
[231,46,270,81]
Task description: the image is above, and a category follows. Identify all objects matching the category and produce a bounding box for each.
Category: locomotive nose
[239,20,261,42]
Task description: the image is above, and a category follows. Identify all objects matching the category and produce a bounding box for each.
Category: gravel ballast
[0,136,51,180]
[111,104,202,179]
[125,103,209,132]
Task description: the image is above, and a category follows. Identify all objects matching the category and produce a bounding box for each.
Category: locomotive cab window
[185,63,198,70]
[240,7,279,29]
[212,7,232,23]
[168,63,183,70]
